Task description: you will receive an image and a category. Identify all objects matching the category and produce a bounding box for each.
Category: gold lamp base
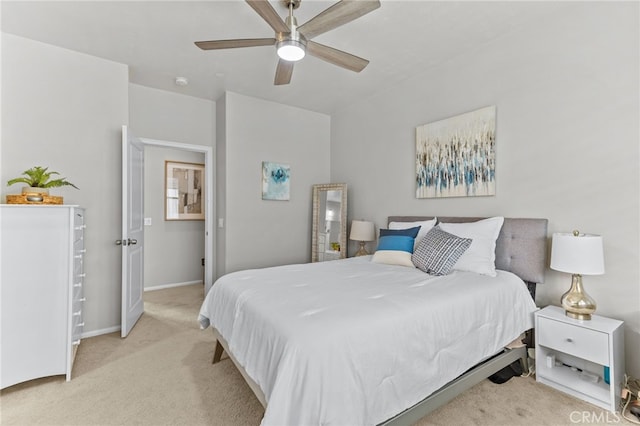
[561,274,596,320]
[354,241,369,257]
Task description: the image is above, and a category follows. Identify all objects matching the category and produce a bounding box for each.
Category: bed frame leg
[212,340,224,364]
[519,352,529,374]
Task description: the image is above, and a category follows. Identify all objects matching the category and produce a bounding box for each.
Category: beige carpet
[1,284,632,426]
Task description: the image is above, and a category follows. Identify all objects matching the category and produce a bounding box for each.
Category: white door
[121,125,145,337]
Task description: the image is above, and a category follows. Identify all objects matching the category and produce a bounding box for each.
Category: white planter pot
[21,187,49,202]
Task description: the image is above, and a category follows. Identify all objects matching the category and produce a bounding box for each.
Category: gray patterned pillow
[412,226,472,276]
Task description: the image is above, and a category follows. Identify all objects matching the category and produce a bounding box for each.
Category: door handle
[128,239,138,245]
[115,239,128,246]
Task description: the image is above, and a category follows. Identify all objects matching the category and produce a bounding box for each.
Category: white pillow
[389,218,437,249]
[371,250,415,267]
[438,217,504,277]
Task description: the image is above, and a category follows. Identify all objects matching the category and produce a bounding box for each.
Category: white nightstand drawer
[537,317,609,365]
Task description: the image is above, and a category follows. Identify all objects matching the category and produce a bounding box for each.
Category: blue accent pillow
[377,235,415,252]
[379,226,421,239]
[371,226,421,267]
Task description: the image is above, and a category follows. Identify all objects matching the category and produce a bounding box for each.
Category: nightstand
[535,305,625,412]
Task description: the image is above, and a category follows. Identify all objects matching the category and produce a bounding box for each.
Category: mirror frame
[311,183,348,263]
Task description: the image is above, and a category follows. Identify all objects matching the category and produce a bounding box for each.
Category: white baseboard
[81,325,121,339]
[144,280,202,292]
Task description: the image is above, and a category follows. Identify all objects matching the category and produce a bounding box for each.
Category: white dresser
[0,205,86,389]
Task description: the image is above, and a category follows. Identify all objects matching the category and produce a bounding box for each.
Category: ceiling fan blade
[307,41,369,72]
[246,0,289,34]
[274,60,294,85]
[195,38,276,50]
[298,0,381,40]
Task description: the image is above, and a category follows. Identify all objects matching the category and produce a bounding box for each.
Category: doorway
[143,146,206,292]
[139,137,214,294]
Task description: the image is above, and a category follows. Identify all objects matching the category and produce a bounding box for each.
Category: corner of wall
[215,93,227,278]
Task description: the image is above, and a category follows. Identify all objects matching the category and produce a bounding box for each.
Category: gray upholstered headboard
[387,216,548,284]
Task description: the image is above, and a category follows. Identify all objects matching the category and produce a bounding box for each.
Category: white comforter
[198,256,537,425]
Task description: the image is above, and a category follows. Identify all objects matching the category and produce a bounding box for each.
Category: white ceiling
[1,1,570,114]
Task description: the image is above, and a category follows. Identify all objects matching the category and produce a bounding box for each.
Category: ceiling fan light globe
[277,40,306,62]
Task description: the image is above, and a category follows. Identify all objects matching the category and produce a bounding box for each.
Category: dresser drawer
[74,226,84,241]
[74,240,85,253]
[72,313,84,336]
[537,317,609,365]
[72,296,85,313]
[74,212,85,228]
[74,254,84,274]
[73,213,85,243]
[73,229,85,244]
[72,280,84,299]
[74,263,84,278]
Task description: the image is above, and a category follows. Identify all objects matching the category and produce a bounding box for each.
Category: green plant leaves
[6,166,78,189]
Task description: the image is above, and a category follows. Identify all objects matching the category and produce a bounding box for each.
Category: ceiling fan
[195,0,381,85]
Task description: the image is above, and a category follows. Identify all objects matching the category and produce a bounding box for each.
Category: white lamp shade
[550,232,605,275]
[350,220,375,242]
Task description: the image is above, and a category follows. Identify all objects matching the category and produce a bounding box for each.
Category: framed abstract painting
[262,161,290,201]
[416,106,496,199]
[165,161,205,220]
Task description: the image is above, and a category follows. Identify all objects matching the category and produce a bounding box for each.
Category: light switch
[144,217,152,226]
[218,218,224,228]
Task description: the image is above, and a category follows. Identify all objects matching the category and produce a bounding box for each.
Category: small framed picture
[262,161,290,201]
[165,161,205,220]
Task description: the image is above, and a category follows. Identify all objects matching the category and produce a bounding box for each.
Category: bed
[198,216,548,425]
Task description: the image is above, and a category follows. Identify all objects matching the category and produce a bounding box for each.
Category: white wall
[217,92,330,276]
[1,34,129,334]
[128,84,213,289]
[330,3,639,376]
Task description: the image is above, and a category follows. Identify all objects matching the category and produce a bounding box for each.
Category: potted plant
[7,166,78,202]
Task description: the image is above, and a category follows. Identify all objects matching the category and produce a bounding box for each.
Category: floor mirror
[311,183,347,262]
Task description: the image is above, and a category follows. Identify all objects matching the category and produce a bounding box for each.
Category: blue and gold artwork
[416,106,496,199]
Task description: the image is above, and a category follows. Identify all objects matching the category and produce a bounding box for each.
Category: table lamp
[350,220,375,257]
[550,230,605,320]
